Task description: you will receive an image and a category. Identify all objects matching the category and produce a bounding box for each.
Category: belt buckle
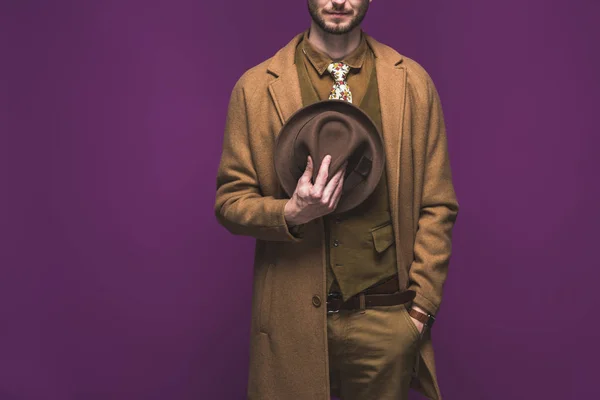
[326,292,342,314]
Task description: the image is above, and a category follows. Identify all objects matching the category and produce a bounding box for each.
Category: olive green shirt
[294,29,398,301]
[299,29,372,105]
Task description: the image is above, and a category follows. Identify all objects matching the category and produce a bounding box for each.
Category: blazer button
[312,295,322,308]
[333,240,339,247]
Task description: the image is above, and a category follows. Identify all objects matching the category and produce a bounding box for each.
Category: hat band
[343,155,372,192]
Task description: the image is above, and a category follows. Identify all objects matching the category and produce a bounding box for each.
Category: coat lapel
[267,33,304,130]
[366,35,406,228]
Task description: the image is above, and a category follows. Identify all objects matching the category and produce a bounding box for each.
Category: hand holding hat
[275,99,385,217]
[284,154,348,227]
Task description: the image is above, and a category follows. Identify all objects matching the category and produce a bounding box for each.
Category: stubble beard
[307,0,369,35]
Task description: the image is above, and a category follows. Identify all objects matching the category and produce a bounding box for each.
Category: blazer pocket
[259,263,274,334]
[370,221,395,253]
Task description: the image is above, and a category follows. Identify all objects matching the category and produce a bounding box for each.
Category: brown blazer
[214,32,459,400]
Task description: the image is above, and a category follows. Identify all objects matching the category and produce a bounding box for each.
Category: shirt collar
[301,29,369,76]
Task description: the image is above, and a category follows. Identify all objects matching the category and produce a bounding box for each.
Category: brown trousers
[327,303,422,400]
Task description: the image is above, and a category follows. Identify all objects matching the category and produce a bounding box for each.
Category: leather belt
[326,276,416,313]
[327,290,416,313]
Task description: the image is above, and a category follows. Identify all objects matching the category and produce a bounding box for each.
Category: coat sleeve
[214,77,304,242]
[407,76,459,316]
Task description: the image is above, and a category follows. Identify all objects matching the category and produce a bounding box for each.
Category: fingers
[321,161,347,204]
[311,155,331,197]
[296,156,346,216]
[294,156,313,198]
[298,155,313,184]
[329,167,345,210]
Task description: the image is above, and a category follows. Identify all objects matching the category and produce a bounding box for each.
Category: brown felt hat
[274,99,385,214]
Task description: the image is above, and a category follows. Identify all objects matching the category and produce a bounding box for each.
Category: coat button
[333,240,339,247]
[312,295,322,308]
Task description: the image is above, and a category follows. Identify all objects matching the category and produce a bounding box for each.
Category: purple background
[2,1,599,399]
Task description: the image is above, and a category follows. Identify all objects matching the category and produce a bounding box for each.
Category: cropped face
[307,0,371,35]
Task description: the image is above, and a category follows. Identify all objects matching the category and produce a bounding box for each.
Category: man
[214,0,459,399]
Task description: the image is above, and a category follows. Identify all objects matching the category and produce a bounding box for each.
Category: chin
[324,24,353,35]
[321,18,353,33]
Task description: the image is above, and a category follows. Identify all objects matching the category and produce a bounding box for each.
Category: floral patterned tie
[327,62,352,103]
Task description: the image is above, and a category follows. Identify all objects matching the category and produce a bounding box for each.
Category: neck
[307,22,362,61]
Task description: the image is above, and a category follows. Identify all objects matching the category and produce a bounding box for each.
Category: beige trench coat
[214,32,459,400]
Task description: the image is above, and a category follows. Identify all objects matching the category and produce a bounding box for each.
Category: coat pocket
[258,263,274,334]
[369,221,395,253]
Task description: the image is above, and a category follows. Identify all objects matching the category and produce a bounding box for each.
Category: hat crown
[294,111,365,182]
